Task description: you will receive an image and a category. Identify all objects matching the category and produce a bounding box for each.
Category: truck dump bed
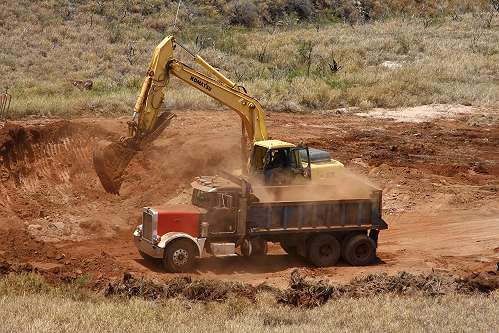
[248,173,387,233]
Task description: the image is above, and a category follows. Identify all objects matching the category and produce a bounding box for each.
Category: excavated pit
[0,117,242,243]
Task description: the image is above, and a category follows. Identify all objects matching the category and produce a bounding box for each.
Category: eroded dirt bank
[0,106,498,287]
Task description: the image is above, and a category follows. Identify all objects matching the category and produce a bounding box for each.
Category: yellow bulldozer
[93,36,344,194]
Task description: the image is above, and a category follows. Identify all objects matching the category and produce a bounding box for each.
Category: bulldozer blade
[93,140,136,194]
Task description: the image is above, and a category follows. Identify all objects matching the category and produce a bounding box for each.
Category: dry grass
[0,1,498,117]
[0,273,498,333]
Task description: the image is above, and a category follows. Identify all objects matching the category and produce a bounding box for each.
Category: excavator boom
[93,36,268,194]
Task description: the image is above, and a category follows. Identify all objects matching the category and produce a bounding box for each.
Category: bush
[228,0,259,27]
[288,0,314,19]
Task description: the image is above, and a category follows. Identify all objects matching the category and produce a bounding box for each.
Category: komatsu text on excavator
[93,36,344,194]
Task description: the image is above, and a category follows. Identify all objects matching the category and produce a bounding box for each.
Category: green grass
[0,1,498,118]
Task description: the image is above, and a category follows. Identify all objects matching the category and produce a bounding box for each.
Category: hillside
[0,0,498,117]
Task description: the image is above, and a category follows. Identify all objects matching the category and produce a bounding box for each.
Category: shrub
[228,0,259,27]
[288,0,314,19]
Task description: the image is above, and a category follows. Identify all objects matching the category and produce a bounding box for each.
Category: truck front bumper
[133,229,164,259]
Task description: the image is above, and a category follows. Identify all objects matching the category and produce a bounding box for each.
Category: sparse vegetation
[0,273,498,332]
[0,1,497,117]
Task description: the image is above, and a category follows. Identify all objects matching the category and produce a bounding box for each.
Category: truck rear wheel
[307,234,340,267]
[280,241,298,256]
[343,234,376,266]
[341,232,361,262]
[163,239,197,273]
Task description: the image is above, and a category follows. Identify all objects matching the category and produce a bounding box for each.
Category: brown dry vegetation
[1,1,498,117]
[0,273,498,332]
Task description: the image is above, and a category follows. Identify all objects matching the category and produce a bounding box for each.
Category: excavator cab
[250,141,311,185]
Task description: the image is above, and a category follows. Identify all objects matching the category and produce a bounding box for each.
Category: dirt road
[1,105,498,287]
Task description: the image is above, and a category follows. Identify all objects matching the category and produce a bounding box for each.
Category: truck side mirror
[303,146,311,178]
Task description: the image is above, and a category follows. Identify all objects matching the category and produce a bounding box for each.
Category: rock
[31,262,61,273]
[381,61,402,69]
[0,260,12,275]
[79,219,101,232]
[28,224,43,231]
[49,221,65,231]
[350,158,369,169]
[284,101,302,113]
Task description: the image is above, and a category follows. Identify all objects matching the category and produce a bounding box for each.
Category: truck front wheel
[343,234,376,266]
[163,239,197,273]
[307,234,340,267]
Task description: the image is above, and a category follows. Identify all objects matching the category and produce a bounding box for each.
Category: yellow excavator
[93,36,343,194]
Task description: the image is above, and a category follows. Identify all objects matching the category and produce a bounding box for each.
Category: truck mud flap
[372,216,388,230]
[369,229,379,246]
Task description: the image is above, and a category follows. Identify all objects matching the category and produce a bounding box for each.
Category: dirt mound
[277,269,499,308]
[0,228,61,262]
[0,117,240,243]
[104,273,259,302]
[0,228,127,284]
[0,120,104,223]
[100,269,499,308]
[0,121,73,167]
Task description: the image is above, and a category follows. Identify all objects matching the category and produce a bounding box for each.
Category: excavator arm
[93,36,268,194]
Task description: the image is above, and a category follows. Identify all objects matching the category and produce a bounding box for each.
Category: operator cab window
[264,148,291,170]
[251,146,267,172]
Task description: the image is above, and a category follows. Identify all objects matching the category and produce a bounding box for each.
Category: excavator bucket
[93,112,175,194]
[93,140,136,194]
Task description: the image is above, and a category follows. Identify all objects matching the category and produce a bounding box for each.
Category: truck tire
[163,239,197,273]
[343,234,376,266]
[241,238,268,256]
[341,232,361,262]
[280,241,298,257]
[307,234,340,267]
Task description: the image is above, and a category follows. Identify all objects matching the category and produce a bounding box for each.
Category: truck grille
[142,211,153,241]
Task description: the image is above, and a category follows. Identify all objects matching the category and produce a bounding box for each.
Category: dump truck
[134,171,388,272]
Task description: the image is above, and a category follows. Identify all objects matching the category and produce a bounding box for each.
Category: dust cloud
[252,169,378,203]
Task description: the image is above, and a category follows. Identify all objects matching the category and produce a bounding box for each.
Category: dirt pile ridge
[104,272,260,302]
[100,269,499,308]
[278,269,499,308]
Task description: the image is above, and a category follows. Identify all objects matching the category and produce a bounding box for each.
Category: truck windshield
[192,189,214,208]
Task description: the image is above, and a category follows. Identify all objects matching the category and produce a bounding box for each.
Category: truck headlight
[152,234,160,244]
[133,225,143,237]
